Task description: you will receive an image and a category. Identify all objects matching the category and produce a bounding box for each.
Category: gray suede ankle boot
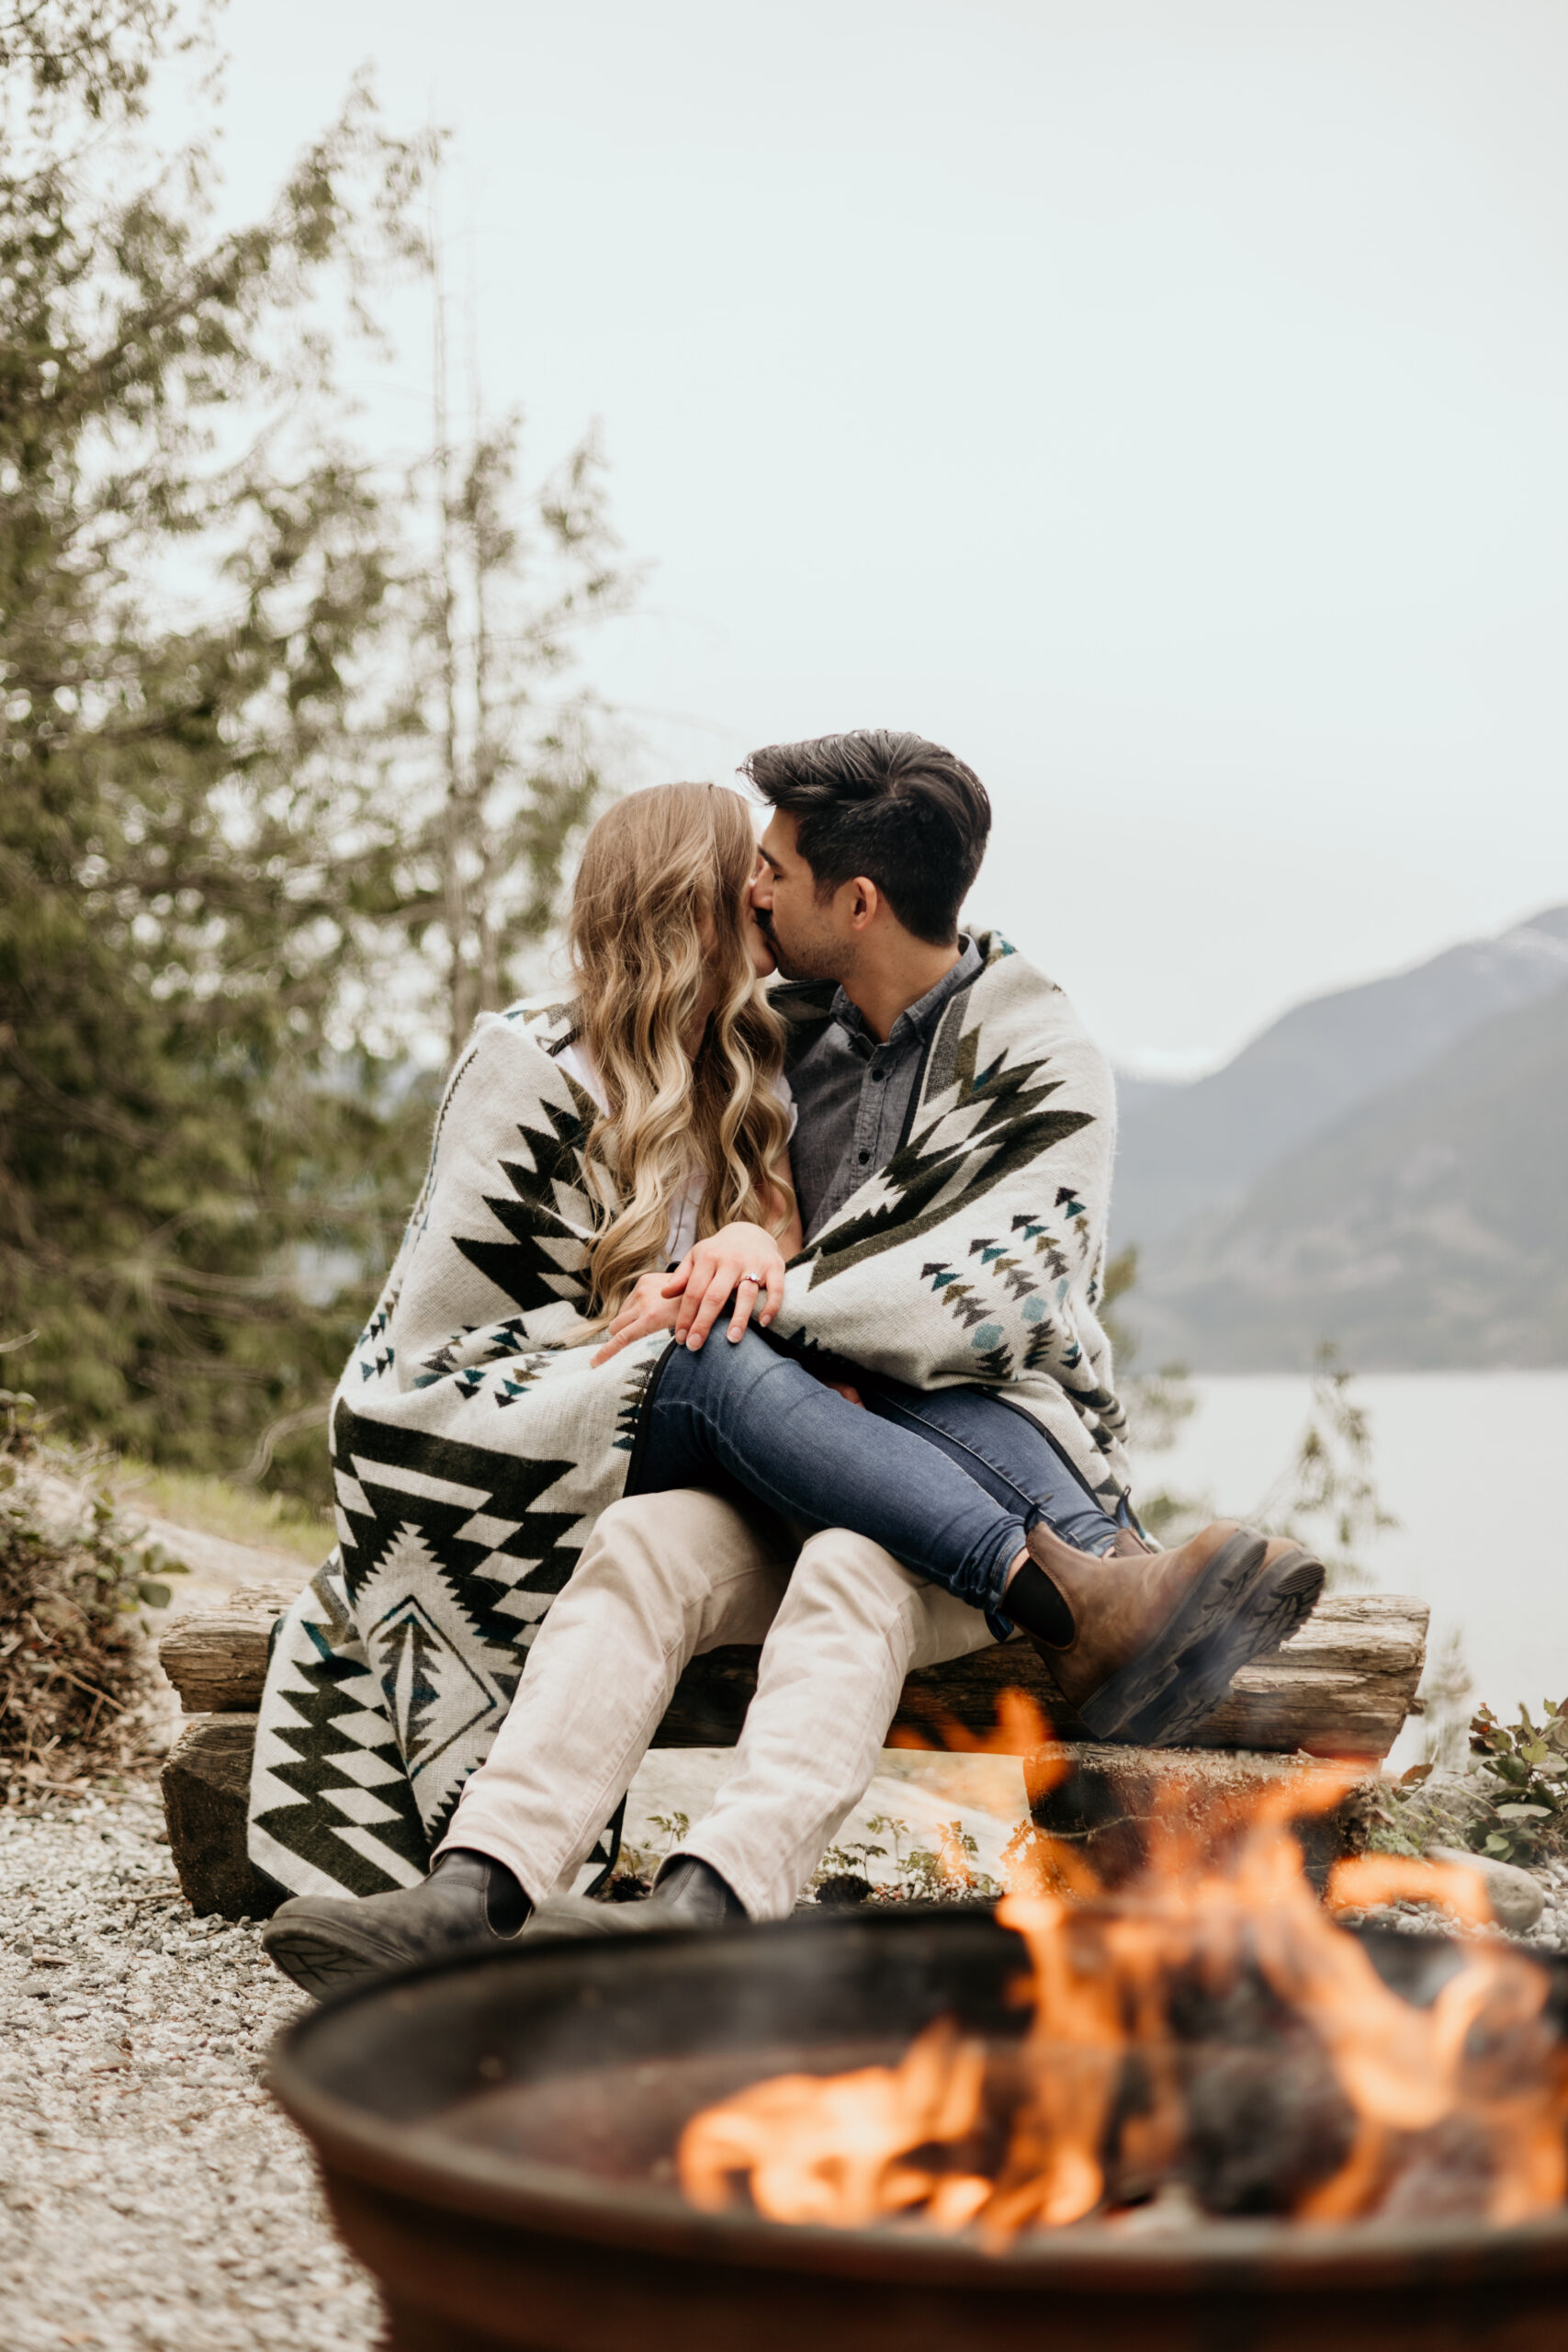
[521,1854,749,1943]
[261,1848,531,2001]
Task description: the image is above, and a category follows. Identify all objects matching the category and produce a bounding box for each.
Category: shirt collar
[829,933,982,1058]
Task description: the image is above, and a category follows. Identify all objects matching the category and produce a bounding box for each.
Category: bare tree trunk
[471,450,502,1019]
[432,222,474,1062]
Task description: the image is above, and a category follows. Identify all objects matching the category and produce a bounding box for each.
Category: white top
[557,1040,796,1265]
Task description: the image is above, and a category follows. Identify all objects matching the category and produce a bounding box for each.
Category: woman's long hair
[570,783,794,1322]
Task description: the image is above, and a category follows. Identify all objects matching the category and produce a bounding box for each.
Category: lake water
[1135,1372,1568,1770]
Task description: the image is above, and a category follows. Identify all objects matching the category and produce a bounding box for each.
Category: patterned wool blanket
[249,931,1131,1900]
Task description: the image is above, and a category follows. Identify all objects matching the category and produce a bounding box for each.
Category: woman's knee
[663,1322,793,1410]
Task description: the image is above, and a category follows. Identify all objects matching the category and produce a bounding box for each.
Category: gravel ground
[0,1784,381,2352]
[1350,1859,1568,1952]
[1504,1857,1568,1951]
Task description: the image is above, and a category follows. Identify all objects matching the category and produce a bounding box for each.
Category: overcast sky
[205,0,1568,1072]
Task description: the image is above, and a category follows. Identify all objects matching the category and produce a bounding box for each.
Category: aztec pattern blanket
[248,930,1131,1900]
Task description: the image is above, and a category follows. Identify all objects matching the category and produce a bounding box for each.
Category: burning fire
[678,1698,1568,2238]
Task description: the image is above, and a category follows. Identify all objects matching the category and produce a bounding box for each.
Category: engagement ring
[740,1272,764,1285]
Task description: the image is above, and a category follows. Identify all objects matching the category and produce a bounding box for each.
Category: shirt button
[858,1149,871,1163]
[871,1068,886,1082]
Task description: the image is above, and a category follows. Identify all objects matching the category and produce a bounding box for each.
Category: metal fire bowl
[270,1907,1568,2352]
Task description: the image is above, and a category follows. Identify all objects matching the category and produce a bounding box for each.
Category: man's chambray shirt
[787,935,984,1243]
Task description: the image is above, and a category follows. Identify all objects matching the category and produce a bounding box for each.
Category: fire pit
[271,1904,1568,2352]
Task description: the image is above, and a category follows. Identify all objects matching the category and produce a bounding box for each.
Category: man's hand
[674,1222,788,1351]
[590,1272,683,1368]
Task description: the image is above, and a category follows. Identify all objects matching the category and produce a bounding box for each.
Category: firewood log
[156,1578,299,1716]
[156,1582,1425,1917]
[161,1713,280,1923]
[158,1584,1427,1761]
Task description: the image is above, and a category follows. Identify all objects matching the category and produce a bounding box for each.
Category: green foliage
[111,1457,332,1564]
[1467,1700,1568,1864]
[615,1806,691,1887]
[381,409,633,1061]
[1371,1693,1568,1870]
[811,1813,1002,1905]
[0,17,433,1497]
[1098,1242,1139,1363]
[0,20,637,1500]
[0,0,180,130]
[1250,1345,1397,1588]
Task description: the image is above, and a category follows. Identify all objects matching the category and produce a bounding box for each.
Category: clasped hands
[590,1223,788,1366]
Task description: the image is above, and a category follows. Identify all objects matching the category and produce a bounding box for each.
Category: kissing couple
[254,729,1323,1996]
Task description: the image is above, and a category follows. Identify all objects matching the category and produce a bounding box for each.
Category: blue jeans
[628,1329,1121,1623]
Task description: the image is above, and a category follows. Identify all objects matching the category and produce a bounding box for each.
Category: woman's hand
[590,1272,683,1368]
[590,1221,789,1368]
[674,1221,788,1351]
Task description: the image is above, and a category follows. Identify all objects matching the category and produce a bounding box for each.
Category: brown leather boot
[1009,1519,1324,1747]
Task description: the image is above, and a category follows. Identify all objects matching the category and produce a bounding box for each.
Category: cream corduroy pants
[434,1487,1000,1920]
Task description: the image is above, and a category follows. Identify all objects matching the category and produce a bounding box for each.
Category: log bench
[157,1579,1429,1919]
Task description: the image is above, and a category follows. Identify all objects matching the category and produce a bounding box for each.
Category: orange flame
[679,2019,990,2231]
[675,1695,1568,2239]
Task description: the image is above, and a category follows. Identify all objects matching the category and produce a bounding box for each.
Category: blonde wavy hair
[569,783,795,1322]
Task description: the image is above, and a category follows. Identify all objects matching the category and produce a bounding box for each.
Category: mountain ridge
[1125,976,1568,1369]
[1111,906,1568,1370]
[1112,906,1568,1250]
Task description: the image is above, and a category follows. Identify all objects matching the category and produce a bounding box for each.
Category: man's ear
[842,876,880,933]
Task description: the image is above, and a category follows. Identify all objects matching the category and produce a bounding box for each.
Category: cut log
[666,1590,1429,1758]
[160,1714,282,1923]
[1196,1591,1430,1758]
[159,1586,1428,1760]
[157,1577,300,1714]
[156,1583,1426,1918]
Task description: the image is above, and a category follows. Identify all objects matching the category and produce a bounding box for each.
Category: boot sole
[1078,1536,1325,1746]
[1122,1543,1325,1747]
[261,1911,482,2000]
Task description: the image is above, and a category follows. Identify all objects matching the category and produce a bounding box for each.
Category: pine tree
[0,4,434,1487]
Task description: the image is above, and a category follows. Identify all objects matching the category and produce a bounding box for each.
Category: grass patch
[111,1462,333,1566]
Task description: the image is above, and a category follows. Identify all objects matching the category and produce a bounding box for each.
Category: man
[262,732,1318,1994]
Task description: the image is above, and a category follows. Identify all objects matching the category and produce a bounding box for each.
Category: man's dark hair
[742,729,990,945]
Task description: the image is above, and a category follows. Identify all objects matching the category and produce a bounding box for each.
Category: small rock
[1427,1845,1547,1932]
[84,2044,130,2073]
[17,1974,59,1997]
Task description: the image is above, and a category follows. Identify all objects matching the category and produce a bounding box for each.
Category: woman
[557,780,804,1343]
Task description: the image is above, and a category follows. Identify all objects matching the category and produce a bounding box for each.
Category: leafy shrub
[810,1814,1002,1906]
[1465,1701,1568,1864]
[1371,1697,1568,1870]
